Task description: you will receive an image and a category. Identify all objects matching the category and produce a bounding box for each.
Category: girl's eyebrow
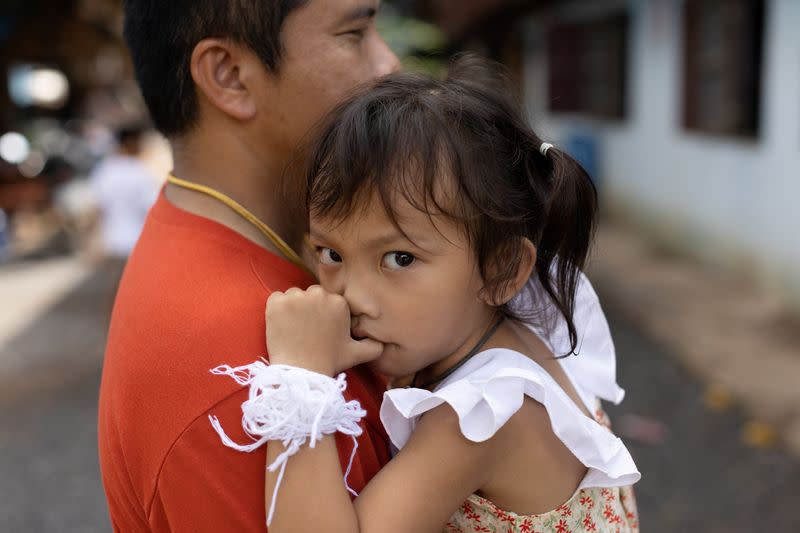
[307,230,332,243]
[310,228,430,251]
[360,230,408,249]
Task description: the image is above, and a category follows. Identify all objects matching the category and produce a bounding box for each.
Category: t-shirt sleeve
[144,378,384,533]
[147,392,270,532]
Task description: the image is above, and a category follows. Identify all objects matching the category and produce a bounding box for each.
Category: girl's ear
[480,238,537,306]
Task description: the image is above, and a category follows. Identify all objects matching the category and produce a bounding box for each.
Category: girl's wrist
[268,353,336,376]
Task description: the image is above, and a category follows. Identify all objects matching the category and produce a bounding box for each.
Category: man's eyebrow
[339,5,378,24]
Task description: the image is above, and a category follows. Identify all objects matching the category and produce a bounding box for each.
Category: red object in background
[0,180,49,211]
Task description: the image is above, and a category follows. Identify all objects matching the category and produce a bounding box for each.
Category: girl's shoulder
[516,271,626,407]
[380,347,640,492]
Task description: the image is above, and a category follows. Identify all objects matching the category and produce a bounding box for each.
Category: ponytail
[530,145,598,357]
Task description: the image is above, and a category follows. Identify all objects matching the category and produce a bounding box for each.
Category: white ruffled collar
[379,273,639,490]
[381,349,640,490]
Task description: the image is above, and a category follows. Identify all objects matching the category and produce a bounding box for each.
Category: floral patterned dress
[443,409,639,533]
[382,350,641,533]
[445,486,639,533]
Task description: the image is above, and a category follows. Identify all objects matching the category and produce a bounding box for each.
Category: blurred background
[1,0,798,531]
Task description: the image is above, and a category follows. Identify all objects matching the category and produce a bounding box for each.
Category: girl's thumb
[346,338,384,367]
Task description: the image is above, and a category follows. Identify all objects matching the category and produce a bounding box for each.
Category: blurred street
[0,258,113,532]
[1,250,799,532]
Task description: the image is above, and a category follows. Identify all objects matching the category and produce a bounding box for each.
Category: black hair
[306,55,598,356]
[123,0,307,137]
[116,125,146,146]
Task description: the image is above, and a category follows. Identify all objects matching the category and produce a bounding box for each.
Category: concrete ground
[590,220,800,457]
[0,238,798,531]
[0,260,112,531]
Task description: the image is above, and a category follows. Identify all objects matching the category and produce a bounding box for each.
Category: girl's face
[309,191,496,380]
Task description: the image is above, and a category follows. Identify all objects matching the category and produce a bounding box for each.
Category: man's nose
[374,37,401,77]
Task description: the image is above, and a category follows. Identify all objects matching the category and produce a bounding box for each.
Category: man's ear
[190,38,259,122]
[480,238,537,306]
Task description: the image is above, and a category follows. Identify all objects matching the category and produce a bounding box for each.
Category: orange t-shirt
[97,189,391,532]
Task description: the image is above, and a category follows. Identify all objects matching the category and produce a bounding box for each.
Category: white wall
[523,0,800,304]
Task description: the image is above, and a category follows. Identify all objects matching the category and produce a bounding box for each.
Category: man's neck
[167,131,306,256]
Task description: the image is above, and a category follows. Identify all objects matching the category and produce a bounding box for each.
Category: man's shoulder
[100,381,270,530]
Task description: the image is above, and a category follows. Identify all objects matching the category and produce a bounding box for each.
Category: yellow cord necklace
[166,173,313,277]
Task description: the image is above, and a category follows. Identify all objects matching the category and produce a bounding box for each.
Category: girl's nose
[342,279,380,320]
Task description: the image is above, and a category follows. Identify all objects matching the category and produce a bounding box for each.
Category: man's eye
[343,28,366,40]
[318,247,342,265]
[382,251,415,270]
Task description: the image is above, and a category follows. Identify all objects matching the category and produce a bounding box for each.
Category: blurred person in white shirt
[89,126,158,261]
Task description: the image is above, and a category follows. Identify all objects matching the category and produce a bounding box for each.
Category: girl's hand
[265,285,384,375]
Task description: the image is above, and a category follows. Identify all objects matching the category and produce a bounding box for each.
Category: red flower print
[498,510,515,524]
[583,515,598,532]
[466,511,482,522]
[520,518,534,532]
[461,501,474,514]
[580,495,595,509]
[473,526,490,532]
[557,504,573,517]
[555,518,571,533]
[603,504,615,520]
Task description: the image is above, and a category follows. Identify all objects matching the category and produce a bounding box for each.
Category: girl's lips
[350,328,370,341]
[351,328,383,343]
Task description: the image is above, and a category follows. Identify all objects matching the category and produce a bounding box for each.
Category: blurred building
[412,0,799,311]
[520,0,799,311]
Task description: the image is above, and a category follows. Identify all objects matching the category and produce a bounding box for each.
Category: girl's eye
[382,251,415,270]
[318,247,342,265]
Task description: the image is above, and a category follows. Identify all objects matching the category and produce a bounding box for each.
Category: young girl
[212,57,640,532]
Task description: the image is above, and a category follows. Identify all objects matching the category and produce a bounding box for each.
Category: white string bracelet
[208,361,367,526]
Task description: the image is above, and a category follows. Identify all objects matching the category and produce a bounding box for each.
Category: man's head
[116,126,145,156]
[124,0,399,157]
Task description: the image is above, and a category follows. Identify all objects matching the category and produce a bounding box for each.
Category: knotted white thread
[208,361,366,526]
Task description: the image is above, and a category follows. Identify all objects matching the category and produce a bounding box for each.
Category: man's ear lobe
[479,238,537,307]
[190,38,257,121]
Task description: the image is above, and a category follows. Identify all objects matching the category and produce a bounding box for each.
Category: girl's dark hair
[306,55,597,356]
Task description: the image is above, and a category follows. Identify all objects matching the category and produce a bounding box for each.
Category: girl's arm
[263,286,500,532]
[266,401,497,533]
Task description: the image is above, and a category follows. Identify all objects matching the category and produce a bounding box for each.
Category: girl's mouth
[350,328,369,341]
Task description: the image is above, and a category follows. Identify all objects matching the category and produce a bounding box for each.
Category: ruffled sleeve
[381,349,640,489]
[526,272,626,407]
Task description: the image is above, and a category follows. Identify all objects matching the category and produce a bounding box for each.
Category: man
[98,1,399,531]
